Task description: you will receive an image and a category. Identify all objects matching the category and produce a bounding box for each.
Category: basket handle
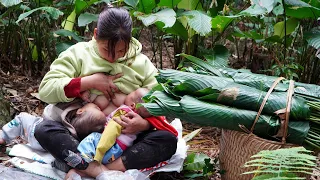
[250,77,285,133]
[282,80,295,144]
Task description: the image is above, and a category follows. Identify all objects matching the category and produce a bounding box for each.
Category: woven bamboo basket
[219,129,299,180]
[219,79,310,180]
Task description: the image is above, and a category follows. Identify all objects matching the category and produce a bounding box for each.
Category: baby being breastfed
[81,88,151,117]
[90,93,127,116]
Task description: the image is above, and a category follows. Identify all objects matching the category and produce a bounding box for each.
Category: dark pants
[34,120,177,170]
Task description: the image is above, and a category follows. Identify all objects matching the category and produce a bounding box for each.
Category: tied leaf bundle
[141,57,320,150]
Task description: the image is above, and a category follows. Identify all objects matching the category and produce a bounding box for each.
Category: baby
[77,88,177,165]
[77,88,153,164]
[0,102,106,152]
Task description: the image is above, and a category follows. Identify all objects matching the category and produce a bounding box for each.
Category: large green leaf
[136,8,176,28]
[305,29,320,50]
[55,42,74,55]
[54,29,84,42]
[284,0,311,7]
[16,7,63,23]
[177,0,203,10]
[252,0,278,13]
[75,0,99,14]
[78,12,98,27]
[180,10,212,36]
[179,53,224,76]
[156,69,232,84]
[158,0,182,8]
[233,28,264,41]
[0,0,21,7]
[211,15,233,33]
[273,18,299,38]
[124,0,139,8]
[286,6,320,19]
[239,4,268,16]
[179,95,308,144]
[138,0,156,14]
[184,153,209,171]
[285,0,320,19]
[143,84,310,145]
[161,69,310,121]
[164,21,188,40]
[203,45,229,67]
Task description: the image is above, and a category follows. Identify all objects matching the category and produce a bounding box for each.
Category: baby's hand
[80,91,91,102]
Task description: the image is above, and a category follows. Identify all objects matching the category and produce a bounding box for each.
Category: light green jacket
[39,37,158,104]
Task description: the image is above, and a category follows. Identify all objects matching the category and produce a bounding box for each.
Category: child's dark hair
[71,111,105,140]
[96,7,132,60]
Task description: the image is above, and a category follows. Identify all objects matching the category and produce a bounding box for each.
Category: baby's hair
[71,111,105,140]
[96,7,132,60]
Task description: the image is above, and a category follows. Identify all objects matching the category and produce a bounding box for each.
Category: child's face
[124,91,138,109]
[81,103,105,120]
[124,91,151,118]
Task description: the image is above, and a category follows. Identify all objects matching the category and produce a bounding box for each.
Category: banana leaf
[142,92,310,145]
[157,69,311,121]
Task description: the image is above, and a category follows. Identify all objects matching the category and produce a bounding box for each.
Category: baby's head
[71,103,106,139]
[124,88,151,118]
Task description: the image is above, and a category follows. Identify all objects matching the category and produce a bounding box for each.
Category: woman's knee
[145,130,178,157]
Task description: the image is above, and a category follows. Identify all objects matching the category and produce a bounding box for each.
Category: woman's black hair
[96,7,132,60]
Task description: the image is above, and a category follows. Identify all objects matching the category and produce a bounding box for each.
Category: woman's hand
[113,111,151,134]
[81,73,123,100]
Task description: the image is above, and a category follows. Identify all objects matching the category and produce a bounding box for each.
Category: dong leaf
[211,15,233,33]
[78,12,98,27]
[136,8,176,28]
[179,53,226,76]
[124,0,139,8]
[181,10,212,36]
[177,0,203,10]
[0,0,21,7]
[138,0,156,14]
[273,18,299,38]
[203,45,230,67]
[164,21,188,41]
[252,0,278,13]
[158,0,182,8]
[75,0,99,14]
[16,7,63,23]
[239,4,268,16]
[55,42,74,55]
[286,6,320,19]
[54,29,84,42]
[284,0,311,7]
[285,0,320,19]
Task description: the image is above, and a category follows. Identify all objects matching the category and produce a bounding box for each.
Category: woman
[34,7,177,178]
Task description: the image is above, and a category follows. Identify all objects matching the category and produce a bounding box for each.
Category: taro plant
[243,147,317,179]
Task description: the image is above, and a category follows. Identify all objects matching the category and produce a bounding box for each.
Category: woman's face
[96,40,127,63]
